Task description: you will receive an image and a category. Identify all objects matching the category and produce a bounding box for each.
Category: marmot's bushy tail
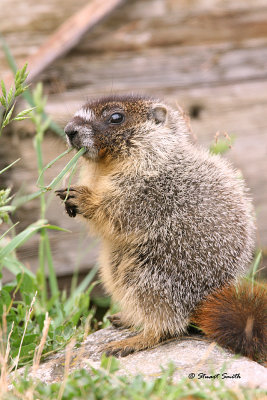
[193,281,267,362]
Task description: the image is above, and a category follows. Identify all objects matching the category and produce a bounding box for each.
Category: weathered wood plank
[78,4,267,52]
[2,0,126,88]
[38,41,267,97]
[2,0,267,78]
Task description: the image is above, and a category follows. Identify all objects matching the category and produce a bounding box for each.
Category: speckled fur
[58,94,255,356]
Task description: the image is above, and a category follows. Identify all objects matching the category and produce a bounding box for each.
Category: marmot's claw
[65,203,77,218]
[102,335,142,358]
[55,188,76,200]
[104,346,134,358]
[56,187,79,218]
[104,348,120,357]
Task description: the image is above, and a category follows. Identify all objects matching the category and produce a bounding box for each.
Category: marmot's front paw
[56,186,91,218]
[56,187,80,217]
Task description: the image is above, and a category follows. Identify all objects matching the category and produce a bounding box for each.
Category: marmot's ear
[151,104,168,125]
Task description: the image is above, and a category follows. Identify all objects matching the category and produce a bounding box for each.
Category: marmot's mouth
[66,132,99,160]
[81,146,99,160]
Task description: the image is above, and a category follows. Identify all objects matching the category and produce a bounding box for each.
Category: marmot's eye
[108,112,124,124]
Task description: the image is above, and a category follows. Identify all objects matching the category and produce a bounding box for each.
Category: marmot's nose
[64,122,78,140]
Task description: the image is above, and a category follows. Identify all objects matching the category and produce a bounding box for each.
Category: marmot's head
[64,95,182,160]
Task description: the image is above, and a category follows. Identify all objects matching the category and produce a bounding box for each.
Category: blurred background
[0,0,266,299]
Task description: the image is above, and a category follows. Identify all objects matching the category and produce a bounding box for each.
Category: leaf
[2,256,35,278]
[13,107,35,121]
[2,104,15,128]
[11,189,43,209]
[13,333,39,347]
[63,267,97,315]
[209,135,235,155]
[43,224,71,233]
[0,205,16,213]
[14,64,28,90]
[33,82,46,113]
[0,288,12,314]
[0,222,19,242]
[100,353,120,373]
[43,231,60,309]
[0,33,18,75]
[20,63,28,81]
[36,148,73,187]
[1,39,63,136]
[44,147,86,190]
[17,273,35,293]
[0,95,7,108]
[14,86,29,97]
[0,219,47,260]
[12,343,36,358]
[7,86,14,106]
[1,79,6,98]
[14,69,20,83]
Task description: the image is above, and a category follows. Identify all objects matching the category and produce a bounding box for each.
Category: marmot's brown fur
[56,94,266,361]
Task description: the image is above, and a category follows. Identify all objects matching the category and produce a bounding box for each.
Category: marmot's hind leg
[103,329,163,357]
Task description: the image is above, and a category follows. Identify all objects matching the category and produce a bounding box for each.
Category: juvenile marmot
[56,94,266,360]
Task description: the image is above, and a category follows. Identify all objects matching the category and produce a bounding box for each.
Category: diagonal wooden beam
[4,0,126,86]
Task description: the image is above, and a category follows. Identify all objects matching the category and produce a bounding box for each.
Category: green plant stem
[38,236,47,305]
[0,158,20,175]
[36,147,73,187]
[44,231,59,300]
[34,136,46,218]
[34,125,47,305]
[33,115,61,308]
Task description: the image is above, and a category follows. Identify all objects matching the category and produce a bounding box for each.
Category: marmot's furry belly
[96,158,255,338]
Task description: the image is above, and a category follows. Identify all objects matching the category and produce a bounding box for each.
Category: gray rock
[16,327,267,389]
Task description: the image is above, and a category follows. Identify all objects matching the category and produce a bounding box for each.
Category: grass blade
[0,34,17,75]
[3,256,35,278]
[11,189,43,208]
[0,221,19,242]
[0,219,47,260]
[44,147,86,190]
[64,266,98,314]
[44,224,71,233]
[0,158,20,175]
[12,148,85,210]
[44,231,59,300]
[36,147,73,187]
[248,250,262,290]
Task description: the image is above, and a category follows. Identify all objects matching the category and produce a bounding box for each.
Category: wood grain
[1,0,126,88]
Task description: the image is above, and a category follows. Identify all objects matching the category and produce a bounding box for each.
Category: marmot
[56,94,266,361]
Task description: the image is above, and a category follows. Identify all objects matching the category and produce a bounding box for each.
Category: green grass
[5,356,267,400]
[209,132,235,155]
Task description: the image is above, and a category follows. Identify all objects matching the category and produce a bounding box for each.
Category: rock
[15,327,267,389]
